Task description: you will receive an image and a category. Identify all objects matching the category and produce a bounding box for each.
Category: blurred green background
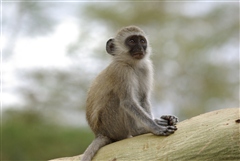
[2,1,239,160]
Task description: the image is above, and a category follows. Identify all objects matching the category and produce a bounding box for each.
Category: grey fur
[81,26,178,161]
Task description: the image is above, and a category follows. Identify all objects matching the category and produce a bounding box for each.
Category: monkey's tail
[81,135,112,161]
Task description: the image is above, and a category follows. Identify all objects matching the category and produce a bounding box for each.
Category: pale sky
[2,19,80,109]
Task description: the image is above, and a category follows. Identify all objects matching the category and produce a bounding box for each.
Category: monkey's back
[86,62,138,140]
[86,59,153,141]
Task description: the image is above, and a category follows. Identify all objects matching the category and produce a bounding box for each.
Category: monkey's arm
[140,94,152,116]
[120,96,176,136]
[140,94,178,127]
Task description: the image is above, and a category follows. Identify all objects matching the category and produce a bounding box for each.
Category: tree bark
[50,108,240,161]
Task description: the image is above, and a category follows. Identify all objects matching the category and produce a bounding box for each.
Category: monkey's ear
[106,38,115,56]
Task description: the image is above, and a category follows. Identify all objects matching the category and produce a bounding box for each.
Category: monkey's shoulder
[102,62,135,78]
[89,60,152,92]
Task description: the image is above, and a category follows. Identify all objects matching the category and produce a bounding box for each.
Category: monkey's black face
[125,35,147,59]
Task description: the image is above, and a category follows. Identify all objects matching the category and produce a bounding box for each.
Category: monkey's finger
[155,131,172,136]
[158,129,175,136]
[161,115,179,125]
[164,130,175,135]
[154,119,168,126]
[161,115,178,122]
[169,118,178,126]
[167,125,177,131]
[160,115,171,120]
[164,127,177,134]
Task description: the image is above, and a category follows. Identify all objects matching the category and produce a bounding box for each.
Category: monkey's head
[106,26,151,60]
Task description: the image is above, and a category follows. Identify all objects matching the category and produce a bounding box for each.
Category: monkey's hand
[154,115,178,126]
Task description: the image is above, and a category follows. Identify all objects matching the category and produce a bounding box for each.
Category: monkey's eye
[129,39,135,44]
[140,39,146,43]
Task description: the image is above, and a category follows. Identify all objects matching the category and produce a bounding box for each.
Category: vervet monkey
[81,26,178,161]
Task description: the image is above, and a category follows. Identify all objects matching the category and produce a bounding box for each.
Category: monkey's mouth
[132,52,145,59]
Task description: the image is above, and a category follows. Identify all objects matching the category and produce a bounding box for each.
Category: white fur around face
[112,26,152,65]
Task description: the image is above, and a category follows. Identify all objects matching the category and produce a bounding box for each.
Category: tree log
[50,108,240,161]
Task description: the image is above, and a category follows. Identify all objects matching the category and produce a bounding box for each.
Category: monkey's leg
[131,115,178,136]
[81,135,112,161]
[130,126,150,137]
[155,115,179,126]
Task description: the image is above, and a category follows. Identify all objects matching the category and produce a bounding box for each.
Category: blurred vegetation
[2,109,94,160]
[2,1,239,160]
[80,2,238,118]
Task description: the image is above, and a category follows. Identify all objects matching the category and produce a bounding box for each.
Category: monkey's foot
[151,125,177,136]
